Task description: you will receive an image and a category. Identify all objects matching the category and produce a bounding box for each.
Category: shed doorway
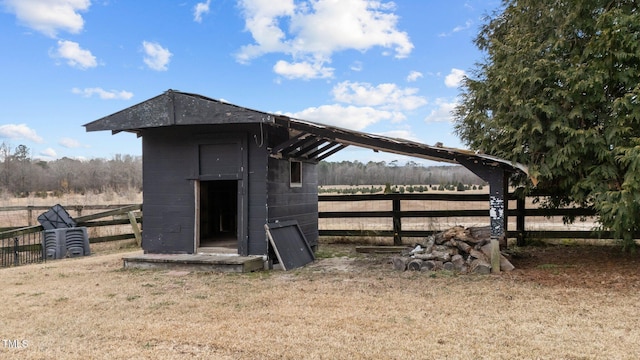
[197,180,238,252]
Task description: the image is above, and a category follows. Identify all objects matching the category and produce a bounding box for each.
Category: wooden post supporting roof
[457,158,509,247]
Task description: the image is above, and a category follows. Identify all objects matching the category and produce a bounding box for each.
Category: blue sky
[0,0,501,164]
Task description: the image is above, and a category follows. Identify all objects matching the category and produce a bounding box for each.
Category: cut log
[499,255,515,272]
[435,226,465,244]
[443,226,489,245]
[454,240,472,254]
[468,226,491,240]
[480,243,493,258]
[470,259,491,274]
[355,246,408,254]
[469,249,488,262]
[422,235,435,253]
[414,251,451,262]
[407,259,423,271]
[392,256,410,271]
[451,254,465,272]
[433,245,459,256]
[388,226,514,274]
[479,242,515,272]
[421,260,436,271]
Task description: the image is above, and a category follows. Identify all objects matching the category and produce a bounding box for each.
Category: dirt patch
[506,244,640,291]
[313,242,640,291]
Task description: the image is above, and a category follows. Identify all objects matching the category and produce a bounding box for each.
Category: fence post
[14,237,19,267]
[392,197,401,245]
[516,197,526,246]
[27,206,33,226]
[128,211,142,247]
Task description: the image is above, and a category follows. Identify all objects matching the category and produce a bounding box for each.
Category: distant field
[0,191,143,244]
[0,191,142,228]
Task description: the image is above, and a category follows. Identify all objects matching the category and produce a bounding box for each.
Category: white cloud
[406,70,423,82]
[287,104,396,131]
[142,41,172,71]
[51,40,97,69]
[58,137,82,148]
[424,98,458,123]
[39,148,57,158]
[284,80,427,133]
[2,0,90,38]
[377,129,420,142]
[438,19,473,37]
[444,68,466,88]
[453,20,473,33]
[273,59,333,80]
[236,0,413,79]
[331,81,427,111]
[350,61,363,72]
[235,0,294,63]
[72,87,134,100]
[0,124,44,143]
[193,0,211,23]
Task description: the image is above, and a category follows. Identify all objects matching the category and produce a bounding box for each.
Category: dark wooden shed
[85,90,527,256]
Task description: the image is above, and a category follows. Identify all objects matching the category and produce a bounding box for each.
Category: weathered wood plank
[355,246,407,254]
[128,211,142,247]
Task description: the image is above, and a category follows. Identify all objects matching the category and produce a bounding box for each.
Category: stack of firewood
[391,226,514,274]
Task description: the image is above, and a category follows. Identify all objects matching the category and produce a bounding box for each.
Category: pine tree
[454,0,640,249]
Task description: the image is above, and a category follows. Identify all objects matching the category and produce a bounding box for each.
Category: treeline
[1,143,141,196]
[0,143,483,197]
[317,160,484,187]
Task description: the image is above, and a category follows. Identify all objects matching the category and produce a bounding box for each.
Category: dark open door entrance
[198,180,238,250]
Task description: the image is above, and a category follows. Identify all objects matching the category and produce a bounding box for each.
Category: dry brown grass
[2,243,640,359]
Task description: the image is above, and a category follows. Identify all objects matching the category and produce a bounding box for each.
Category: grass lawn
[1,243,640,359]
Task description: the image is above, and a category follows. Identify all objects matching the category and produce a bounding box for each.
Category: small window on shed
[290,161,302,187]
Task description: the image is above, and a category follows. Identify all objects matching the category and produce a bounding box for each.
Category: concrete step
[123,253,264,273]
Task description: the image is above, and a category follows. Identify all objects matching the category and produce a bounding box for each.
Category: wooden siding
[140,124,272,255]
[142,127,197,254]
[266,157,319,249]
[137,122,317,255]
[246,143,269,255]
[199,142,243,178]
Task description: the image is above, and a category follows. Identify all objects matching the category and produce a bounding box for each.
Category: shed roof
[84,90,527,175]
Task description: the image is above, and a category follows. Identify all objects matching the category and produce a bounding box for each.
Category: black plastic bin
[37,204,76,230]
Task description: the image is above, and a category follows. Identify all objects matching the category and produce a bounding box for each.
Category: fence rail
[0,192,622,267]
[0,204,142,268]
[318,192,607,245]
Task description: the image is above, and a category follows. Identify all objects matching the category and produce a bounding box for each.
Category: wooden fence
[0,204,142,267]
[318,192,610,245]
[0,191,621,266]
